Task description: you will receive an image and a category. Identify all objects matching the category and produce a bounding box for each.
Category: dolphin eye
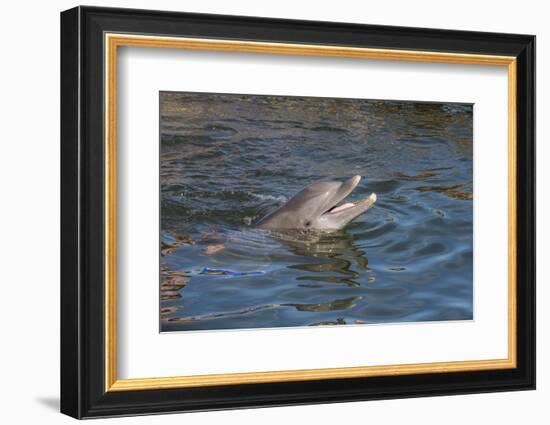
[305,221,311,227]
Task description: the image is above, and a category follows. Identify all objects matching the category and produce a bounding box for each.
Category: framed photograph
[60,6,535,419]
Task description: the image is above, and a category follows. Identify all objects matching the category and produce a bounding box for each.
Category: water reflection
[275,230,369,288]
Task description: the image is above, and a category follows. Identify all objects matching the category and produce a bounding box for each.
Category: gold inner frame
[104,33,517,392]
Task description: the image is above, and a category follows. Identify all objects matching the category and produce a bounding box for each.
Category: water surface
[159,92,473,332]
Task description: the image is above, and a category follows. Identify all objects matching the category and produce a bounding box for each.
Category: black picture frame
[61,5,535,419]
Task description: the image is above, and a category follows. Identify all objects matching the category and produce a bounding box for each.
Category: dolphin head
[255,176,377,231]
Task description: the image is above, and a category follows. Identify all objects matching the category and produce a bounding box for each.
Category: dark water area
[159,91,473,332]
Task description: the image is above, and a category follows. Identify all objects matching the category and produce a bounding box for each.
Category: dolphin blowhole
[255,176,377,231]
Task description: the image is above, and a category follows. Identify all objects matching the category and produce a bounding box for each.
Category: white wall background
[0,0,545,423]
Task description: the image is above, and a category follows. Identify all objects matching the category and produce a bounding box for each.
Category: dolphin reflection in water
[255,175,377,231]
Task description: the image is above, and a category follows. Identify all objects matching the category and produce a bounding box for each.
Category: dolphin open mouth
[325,202,357,214]
[321,176,377,218]
[322,194,378,217]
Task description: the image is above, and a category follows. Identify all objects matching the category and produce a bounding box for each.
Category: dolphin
[255,176,377,231]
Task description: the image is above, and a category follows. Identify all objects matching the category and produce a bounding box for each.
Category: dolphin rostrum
[255,176,376,231]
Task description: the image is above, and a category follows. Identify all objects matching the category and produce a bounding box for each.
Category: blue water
[159,92,473,332]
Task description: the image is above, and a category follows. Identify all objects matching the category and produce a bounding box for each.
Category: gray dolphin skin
[255,176,377,231]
